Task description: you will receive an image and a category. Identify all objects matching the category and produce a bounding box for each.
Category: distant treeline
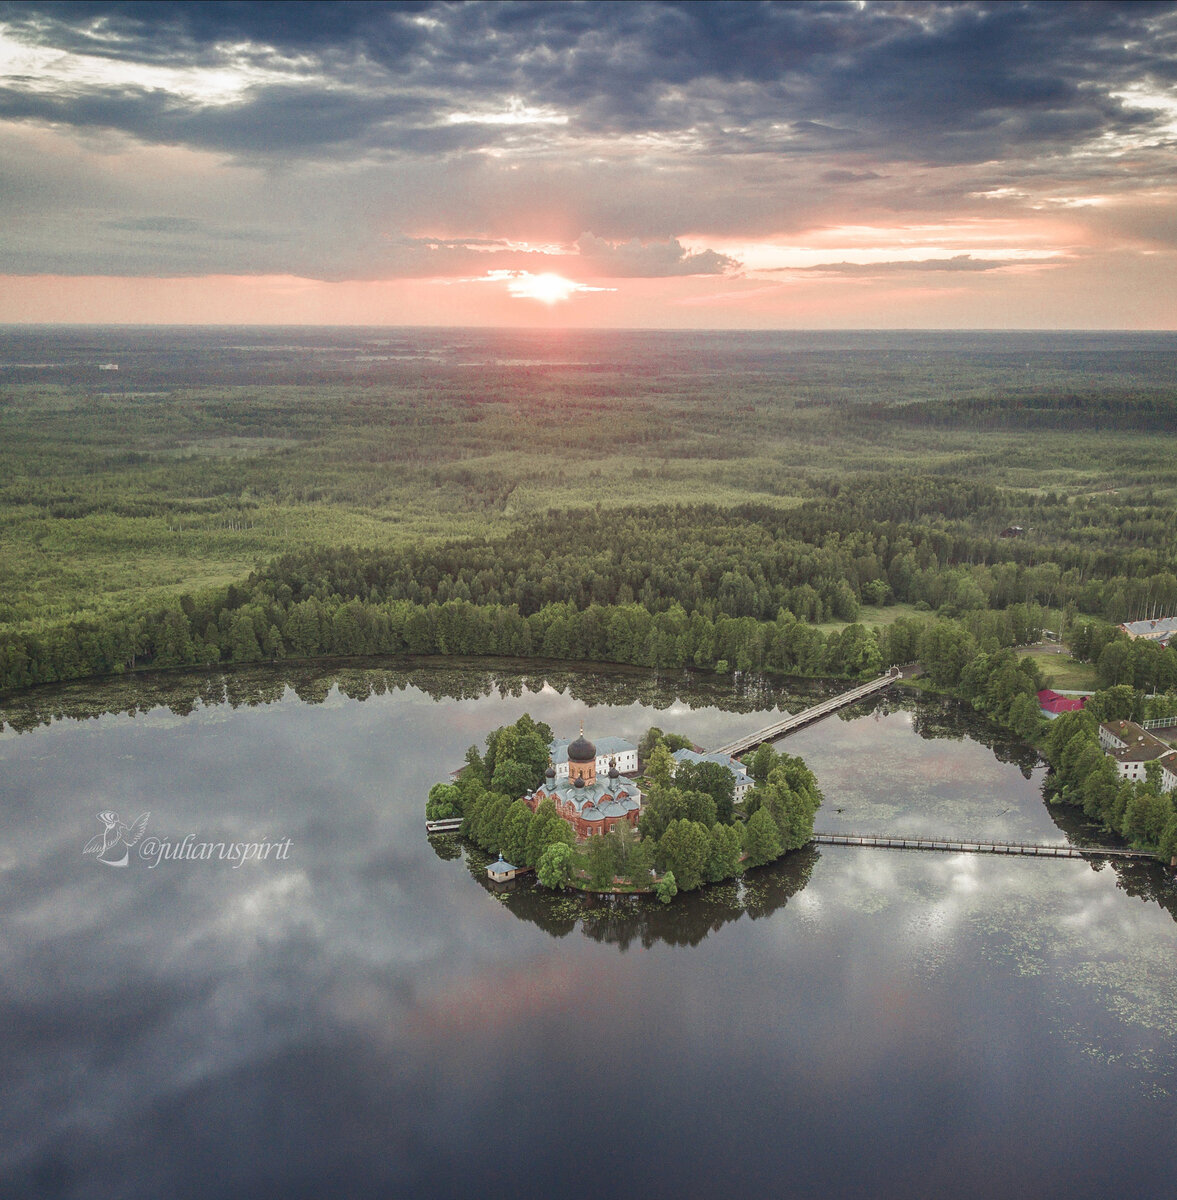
[0,596,882,695]
[863,391,1177,432]
[3,476,1177,697]
[12,573,1175,707]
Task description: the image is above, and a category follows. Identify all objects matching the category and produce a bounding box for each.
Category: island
[426,713,823,902]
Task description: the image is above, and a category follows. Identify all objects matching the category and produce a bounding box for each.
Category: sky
[1,0,1176,328]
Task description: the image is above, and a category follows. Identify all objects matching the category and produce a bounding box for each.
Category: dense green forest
[4,476,1177,698]
[3,347,1177,696]
[863,391,1177,432]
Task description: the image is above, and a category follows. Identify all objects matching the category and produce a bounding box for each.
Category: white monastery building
[1099,720,1177,792]
[670,748,754,802]
[1118,617,1177,644]
[549,734,638,779]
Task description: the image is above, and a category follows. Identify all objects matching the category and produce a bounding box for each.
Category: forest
[4,479,1177,700]
[3,333,1177,699]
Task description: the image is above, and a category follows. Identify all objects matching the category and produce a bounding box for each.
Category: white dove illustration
[83,810,150,867]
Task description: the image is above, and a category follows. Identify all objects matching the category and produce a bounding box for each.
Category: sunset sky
[2,0,1176,327]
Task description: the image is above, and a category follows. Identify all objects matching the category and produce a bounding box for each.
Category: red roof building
[1037,689,1087,715]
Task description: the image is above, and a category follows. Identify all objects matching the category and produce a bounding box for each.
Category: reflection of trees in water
[442,837,817,950]
[426,834,462,862]
[1044,800,1177,921]
[0,656,839,734]
[1104,859,1177,922]
[742,848,818,920]
[1045,801,1116,851]
[838,690,1042,778]
[898,695,1177,916]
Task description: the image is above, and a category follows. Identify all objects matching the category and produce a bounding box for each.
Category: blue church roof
[671,748,751,782]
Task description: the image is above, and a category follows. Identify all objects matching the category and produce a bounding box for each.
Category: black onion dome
[567,734,596,763]
[545,762,556,779]
[573,776,585,789]
[608,759,619,778]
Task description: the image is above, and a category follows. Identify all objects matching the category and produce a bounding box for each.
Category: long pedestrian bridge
[711,669,900,758]
[812,831,1156,861]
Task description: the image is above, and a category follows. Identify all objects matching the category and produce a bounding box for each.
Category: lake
[2,661,1176,1199]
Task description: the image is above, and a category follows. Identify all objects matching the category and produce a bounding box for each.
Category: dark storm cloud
[0,1,436,66]
[0,80,485,158]
[3,1,1176,285]
[1,1,1175,164]
[822,169,883,183]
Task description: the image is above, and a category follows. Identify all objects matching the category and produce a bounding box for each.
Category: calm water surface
[2,663,1176,1199]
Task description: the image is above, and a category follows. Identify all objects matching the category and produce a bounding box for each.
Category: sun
[483,269,613,304]
[506,272,582,304]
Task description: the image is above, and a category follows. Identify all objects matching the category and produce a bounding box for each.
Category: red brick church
[524,727,643,839]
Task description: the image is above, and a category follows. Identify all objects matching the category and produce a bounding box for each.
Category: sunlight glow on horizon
[491,272,614,304]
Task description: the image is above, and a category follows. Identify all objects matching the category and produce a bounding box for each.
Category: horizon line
[3,323,1176,334]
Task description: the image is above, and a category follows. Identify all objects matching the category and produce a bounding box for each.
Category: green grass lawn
[814,602,926,635]
[1020,646,1098,692]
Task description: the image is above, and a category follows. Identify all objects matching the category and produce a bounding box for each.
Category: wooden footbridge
[812,831,1157,861]
[711,669,901,758]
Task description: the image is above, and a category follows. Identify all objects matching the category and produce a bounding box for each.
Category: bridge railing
[712,673,898,757]
[810,831,1157,860]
